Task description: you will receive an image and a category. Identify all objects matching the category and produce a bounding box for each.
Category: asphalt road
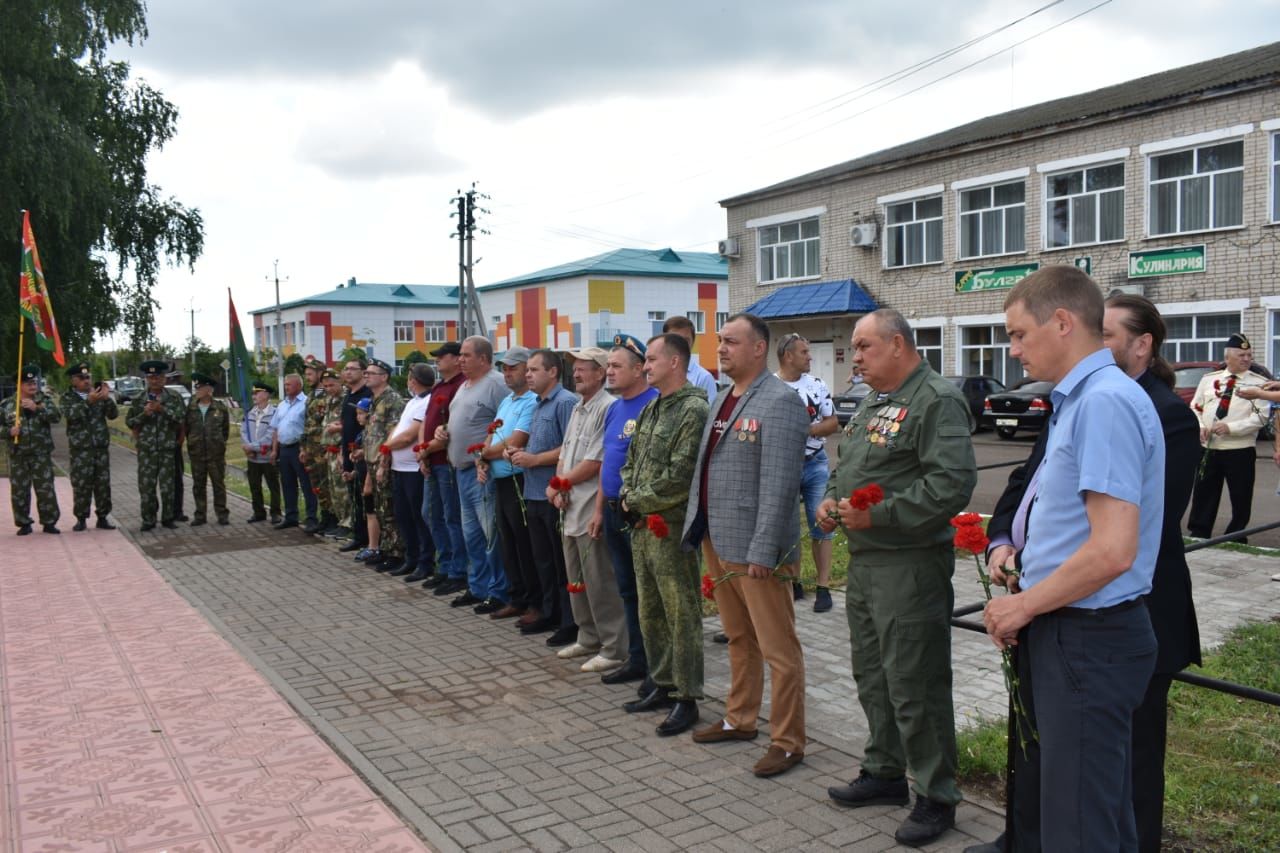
[968,428,1280,549]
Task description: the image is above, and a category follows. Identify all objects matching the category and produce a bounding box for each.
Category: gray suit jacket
[681,370,809,567]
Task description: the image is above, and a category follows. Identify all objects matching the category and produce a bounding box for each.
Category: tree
[0,0,205,373]
[283,353,306,377]
[338,346,367,364]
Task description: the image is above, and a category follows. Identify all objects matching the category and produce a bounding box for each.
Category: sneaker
[580,655,625,673]
[556,642,596,660]
[814,587,833,613]
[894,796,955,847]
[828,769,909,808]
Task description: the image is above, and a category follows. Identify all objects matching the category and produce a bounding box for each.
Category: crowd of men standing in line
[2,273,1276,850]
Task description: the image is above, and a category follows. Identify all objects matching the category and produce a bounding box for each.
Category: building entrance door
[808,340,836,392]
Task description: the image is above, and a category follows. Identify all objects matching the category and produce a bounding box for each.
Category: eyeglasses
[362,370,387,376]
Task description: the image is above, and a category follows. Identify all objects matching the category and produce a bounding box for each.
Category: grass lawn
[956,619,1280,852]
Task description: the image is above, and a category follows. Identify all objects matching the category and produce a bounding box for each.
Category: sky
[109,0,1280,351]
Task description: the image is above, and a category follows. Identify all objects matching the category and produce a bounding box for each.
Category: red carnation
[953,524,989,555]
[550,476,571,492]
[850,483,885,511]
[646,514,669,538]
[465,442,486,455]
[487,419,504,435]
[949,512,983,528]
[566,582,586,594]
[347,441,358,451]
[311,487,322,495]
[325,445,340,454]
[378,444,391,455]
[700,574,716,600]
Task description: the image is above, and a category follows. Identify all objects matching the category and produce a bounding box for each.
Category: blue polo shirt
[1020,348,1164,609]
[601,387,658,498]
[489,390,536,479]
[524,384,578,500]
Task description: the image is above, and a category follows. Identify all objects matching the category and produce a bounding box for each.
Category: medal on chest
[865,404,907,448]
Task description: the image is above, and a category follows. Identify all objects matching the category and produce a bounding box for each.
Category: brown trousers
[705,543,807,755]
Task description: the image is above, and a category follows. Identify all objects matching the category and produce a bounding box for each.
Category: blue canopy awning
[744,278,877,320]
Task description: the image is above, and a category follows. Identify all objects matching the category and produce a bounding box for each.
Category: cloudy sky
[113,0,1279,350]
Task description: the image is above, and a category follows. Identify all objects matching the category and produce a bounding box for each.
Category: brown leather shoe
[516,609,543,627]
[490,605,524,620]
[752,745,803,778]
[692,720,760,744]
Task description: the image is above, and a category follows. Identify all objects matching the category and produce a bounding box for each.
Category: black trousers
[348,466,367,546]
[495,475,539,610]
[172,443,185,515]
[526,499,571,628]
[246,460,281,519]
[392,470,434,570]
[1187,446,1255,541]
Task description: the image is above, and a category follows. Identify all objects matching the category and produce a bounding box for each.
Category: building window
[1045,163,1124,248]
[296,322,306,347]
[715,311,729,331]
[960,325,1023,385]
[424,321,446,343]
[1162,313,1240,362]
[648,310,667,337]
[915,327,942,373]
[759,217,820,283]
[686,311,706,333]
[1271,134,1280,224]
[394,321,414,343]
[959,182,1025,259]
[885,196,943,267]
[1148,140,1243,235]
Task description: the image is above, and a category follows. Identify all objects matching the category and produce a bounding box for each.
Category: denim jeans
[456,465,508,601]
[799,449,834,542]
[277,444,316,523]
[423,464,465,580]
[604,500,646,669]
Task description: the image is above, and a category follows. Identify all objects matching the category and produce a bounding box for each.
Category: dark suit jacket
[989,370,1201,673]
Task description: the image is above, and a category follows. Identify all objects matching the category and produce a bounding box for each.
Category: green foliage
[0,0,204,371]
[402,350,429,367]
[283,353,306,376]
[338,346,367,364]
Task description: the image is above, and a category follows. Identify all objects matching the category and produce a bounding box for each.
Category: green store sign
[955,263,1039,294]
[1128,245,1206,279]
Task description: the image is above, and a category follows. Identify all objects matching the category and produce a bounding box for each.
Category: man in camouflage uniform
[320,369,350,537]
[300,357,333,535]
[618,334,709,733]
[361,358,404,566]
[127,360,185,531]
[184,372,232,526]
[61,361,117,530]
[2,364,61,534]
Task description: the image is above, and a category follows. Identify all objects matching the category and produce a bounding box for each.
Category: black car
[833,381,873,426]
[946,375,1004,433]
[981,378,1054,439]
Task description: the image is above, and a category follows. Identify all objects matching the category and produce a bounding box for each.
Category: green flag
[228,289,254,410]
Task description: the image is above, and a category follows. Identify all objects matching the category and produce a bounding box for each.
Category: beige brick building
[720,41,1280,393]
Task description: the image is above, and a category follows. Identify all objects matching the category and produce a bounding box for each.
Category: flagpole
[13,211,27,444]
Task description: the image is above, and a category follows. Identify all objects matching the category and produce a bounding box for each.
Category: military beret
[20,364,41,382]
[355,397,372,411]
[139,360,168,376]
[321,368,341,381]
[612,333,646,360]
[65,362,92,379]
[252,381,275,395]
[368,358,393,375]
[1226,333,1251,351]
[303,355,325,370]
[192,372,216,387]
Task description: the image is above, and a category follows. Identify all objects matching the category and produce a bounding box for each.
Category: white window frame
[954,176,1027,261]
[882,192,944,269]
[647,311,666,322]
[1266,122,1280,225]
[1041,160,1126,250]
[1143,131,1247,238]
[424,321,446,343]
[686,311,706,334]
[1160,311,1243,363]
[756,216,821,284]
[715,311,729,331]
[393,320,414,343]
[913,325,943,373]
[957,322,1024,386]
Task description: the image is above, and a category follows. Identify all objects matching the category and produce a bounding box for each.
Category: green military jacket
[184,397,232,457]
[303,385,328,455]
[61,387,118,450]
[1,392,61,457]
[619,382,710,520]
[361,386,405,460]
[126,388,185,452]
[827,359,977,553]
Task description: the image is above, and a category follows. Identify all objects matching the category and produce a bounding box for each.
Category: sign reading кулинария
[1128,245,1206,279]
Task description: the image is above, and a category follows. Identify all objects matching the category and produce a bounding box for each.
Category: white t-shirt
[780,373,834,457]
[390,392,431,472]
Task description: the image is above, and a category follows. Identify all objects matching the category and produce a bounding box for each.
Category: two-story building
[721,40,1280,391]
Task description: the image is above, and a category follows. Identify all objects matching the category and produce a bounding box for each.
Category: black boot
[72,518,88,532]
[656,700,699,736]
[96,516,116,530]
[623,687,675,714]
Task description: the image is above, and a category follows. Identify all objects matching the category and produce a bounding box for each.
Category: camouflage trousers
[633,523,704,700]
[189,450,228,522]
[69,447,112,520]
[369,465,401,555]
[304,448,333,518]
[327,451,351,527]
[7,452,60,527]
[138,446,176,525]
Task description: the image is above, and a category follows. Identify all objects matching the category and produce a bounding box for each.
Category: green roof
[481,248,727,290]
[249,280,459,314]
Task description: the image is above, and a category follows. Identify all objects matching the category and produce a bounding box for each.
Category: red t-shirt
[422,371,464,467]
[700,391,738,513]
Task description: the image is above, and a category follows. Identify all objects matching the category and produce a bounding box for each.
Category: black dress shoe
[623,687,675,714]
[274,520,298,529]
[161,520,178,529]
[139,523,155,532]
[247,515,266,523]
[303,519,320,534]
[374,559,404,573]
[388,563,416,577]
[712,631,729,644]
[174,513,189,522]
[338,539,365,553]
[473,598,503,615]
[96,516,116,530]
[17,524,33,536]
[962,839,1004,853]
[404,570,433,583]
[545,626,577,647]
[518,616,554,634]
[190,518,206,527]
[656,700,699,736]
[451,591,481,608]
[421,573,447,588]
[636,675,657,698]
[42,523,61,534]
[72,518,88,532]
[217,517,230,526]
[271,516,283,525]
[600,662,647,685]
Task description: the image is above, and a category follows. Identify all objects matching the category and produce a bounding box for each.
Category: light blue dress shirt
[687,358,718,402]
[269,391,308,446]
[1019,348,1164,609]
[489,390,537,479]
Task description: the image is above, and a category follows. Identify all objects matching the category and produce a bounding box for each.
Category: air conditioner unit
[1109,283,1145,297]
[849,223,878,247]
[717,237,740,258]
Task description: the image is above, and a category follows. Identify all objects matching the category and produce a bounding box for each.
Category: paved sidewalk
[0,478,433,852]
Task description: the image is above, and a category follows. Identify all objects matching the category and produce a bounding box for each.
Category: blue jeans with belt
[456,465,508,602]
[423,464,465,580]
[276,444,316,523]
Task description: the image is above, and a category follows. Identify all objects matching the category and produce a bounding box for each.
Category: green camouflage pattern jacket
[361,387,405,461]
[619,382,709,520]
[126,388,185,452]
[303,386,329,455]
[61,388,118,450]
[1,392,61,457]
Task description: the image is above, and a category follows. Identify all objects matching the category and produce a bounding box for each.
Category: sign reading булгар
[954,263,1040,294]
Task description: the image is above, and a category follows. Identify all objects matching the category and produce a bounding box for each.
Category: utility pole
[451,184,489,340]
[185,299,201,387]
[268,260,287,394]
